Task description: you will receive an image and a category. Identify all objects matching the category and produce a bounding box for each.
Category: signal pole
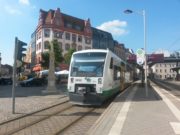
[12,37,27,114]
[12,37,18,114]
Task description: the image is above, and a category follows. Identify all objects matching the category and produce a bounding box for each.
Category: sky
[0,0,180,65]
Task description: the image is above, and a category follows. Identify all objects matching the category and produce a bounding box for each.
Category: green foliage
[64,48,76,64]
[41,52,49,69]
[52,40,64,66]
[41,39,64,69]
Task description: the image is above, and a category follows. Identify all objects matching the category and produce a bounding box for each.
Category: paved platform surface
[88,80,180,135]
[0,84,68,123]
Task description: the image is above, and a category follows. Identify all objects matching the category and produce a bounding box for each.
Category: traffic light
[15,37,27,61]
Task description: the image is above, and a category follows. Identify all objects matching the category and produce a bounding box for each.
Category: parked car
[19,78,47,87]
[0,77,13,85]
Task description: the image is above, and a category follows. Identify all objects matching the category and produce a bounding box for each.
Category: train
[67,49,133,105]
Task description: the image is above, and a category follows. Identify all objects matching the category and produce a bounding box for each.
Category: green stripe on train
[102,86,120,97]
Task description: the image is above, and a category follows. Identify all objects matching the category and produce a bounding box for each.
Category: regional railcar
[67,49,132,105]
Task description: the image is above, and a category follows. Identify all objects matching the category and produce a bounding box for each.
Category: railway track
[151,79,180,97]
[0,97,110,135]
[0,96,71,135]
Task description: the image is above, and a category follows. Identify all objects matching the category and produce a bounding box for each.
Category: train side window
[110,57,113,69]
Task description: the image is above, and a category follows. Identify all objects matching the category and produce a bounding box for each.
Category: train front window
[71,52,106,77]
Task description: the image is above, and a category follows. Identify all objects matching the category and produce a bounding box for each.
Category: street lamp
[124,9,147,86]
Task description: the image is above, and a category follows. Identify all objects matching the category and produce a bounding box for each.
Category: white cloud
[19,0,30,5]
[4,5,22,15]
[96,20,128,36]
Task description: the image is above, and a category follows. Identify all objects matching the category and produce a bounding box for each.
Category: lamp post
[124,9,147,86]
[0,52,1,76]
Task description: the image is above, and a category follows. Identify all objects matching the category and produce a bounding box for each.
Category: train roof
[73,49,109,54]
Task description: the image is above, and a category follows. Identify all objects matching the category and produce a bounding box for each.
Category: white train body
[68,49,131,105]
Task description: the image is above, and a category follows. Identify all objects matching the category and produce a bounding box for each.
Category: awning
[33,64,41,71]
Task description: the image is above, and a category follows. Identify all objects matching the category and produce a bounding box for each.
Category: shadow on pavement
[113,82,162,102]
[0,83,68,98]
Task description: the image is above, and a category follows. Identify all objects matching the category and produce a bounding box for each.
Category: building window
[165,69,167,73]
[65,43,70,51]
[78,36,82,42]
[165,75,167,78]
[66,22,72,28]
[85,37,91,44]
[38,31,41,39]
[36,44,38,51]
[78,45,82,51]
[65,32,70,40]
[72,43,76,50]
[54,31,63,38]
[156,69,158,72]
[72,34,76,42]
[39,43,41,50]
[44,41,50,49]
[44,29,50,37]
[160,69,162,73]
[36,33,38,40]
[75,25,82,31]
[58,42,62,50]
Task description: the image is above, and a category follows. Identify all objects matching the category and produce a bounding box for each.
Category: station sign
[137,57,144,65]
[136,48,145,65]
[136,48,145,57]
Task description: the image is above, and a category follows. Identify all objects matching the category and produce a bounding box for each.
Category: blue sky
[0,0,180,65]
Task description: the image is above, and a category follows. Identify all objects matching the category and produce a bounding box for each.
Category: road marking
[108,87,137,135]
[162,88,180,102]
[170,122,180,134]
[151,83,180,134]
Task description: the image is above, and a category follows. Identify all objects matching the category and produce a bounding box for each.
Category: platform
[88,80,180,135]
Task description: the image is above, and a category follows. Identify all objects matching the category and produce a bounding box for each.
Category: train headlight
[98,78,102,84]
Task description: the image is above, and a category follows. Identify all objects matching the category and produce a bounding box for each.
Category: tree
[41,52,49,69]
[64,48,76,64]
[41,40,63,69]
[53,40,64,66]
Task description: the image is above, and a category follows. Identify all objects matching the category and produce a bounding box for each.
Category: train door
[120,63,125,91]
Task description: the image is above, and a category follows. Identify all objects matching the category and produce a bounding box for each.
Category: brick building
[35,8,92,66]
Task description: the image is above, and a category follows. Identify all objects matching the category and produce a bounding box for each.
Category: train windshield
[70,52,107,77]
